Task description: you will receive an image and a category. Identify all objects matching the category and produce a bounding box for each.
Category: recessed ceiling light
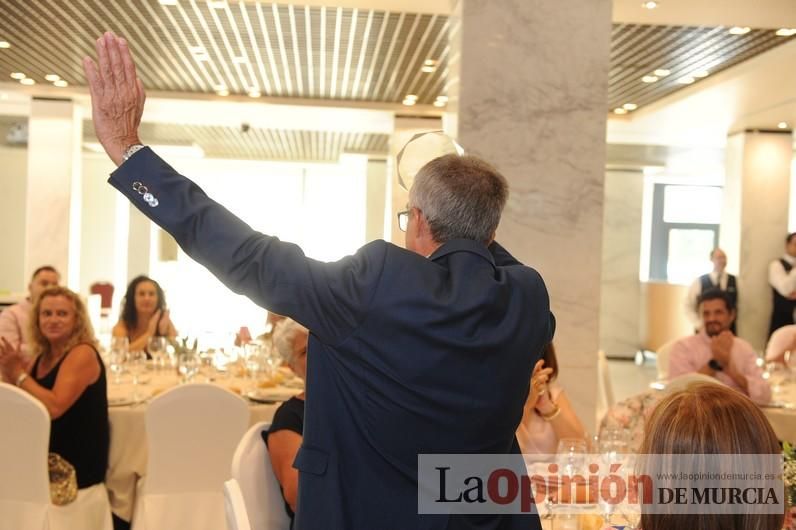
[10,72,25,80]
[653,69,670,76]
[641,75,658,83]
[623,103,638,110]
[433,100,446,108]
[613,108,628,115]
[216,89,229,97]
[208,1,227,8]
[248,89,260,98]
[54,80,68,87]
[775,28,796,37]
[20,78,35,85]
[213,84,227,91]
[729,26,751,35]
[423,59,438,66]
[676,76,695,84]
[0,41,10,49]
[402,98,417,106]
[158,0,178,5]
[436,95,449,103]
[778,122,789,129]
[405,94,418,101]
[692,70,709,78]
[421,65,436,73]
[641,1,658,9]
[45,74,60,82]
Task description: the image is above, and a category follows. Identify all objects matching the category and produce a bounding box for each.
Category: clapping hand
[0,337,24,382]
[157,309,172,336]
[146,309,163,336]
[529,359,554,408]
[82,32,145,166]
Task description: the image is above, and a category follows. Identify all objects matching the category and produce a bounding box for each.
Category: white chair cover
[132,383,249,530]
[231,421,291,530]
[223,479,252,530]
[0,383,113,530]
[655,339,678,380]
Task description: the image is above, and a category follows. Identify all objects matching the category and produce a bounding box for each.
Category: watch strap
[122,143,145,162]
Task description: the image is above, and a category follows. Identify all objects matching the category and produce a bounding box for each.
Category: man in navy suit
[84,32,554,530]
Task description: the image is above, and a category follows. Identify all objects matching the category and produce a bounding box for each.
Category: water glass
[178,353,199,383]
[127,350,147,399]
[108,337,129,384]
[147,336,167,370]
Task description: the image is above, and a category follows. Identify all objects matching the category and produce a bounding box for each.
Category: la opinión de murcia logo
[417,454,784,515]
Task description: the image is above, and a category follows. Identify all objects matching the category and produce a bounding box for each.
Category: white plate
[245,387,297,403]
[108,396,138,407]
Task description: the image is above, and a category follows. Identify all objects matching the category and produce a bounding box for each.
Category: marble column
[24,98,83,288]
[365,158,389,243]
[451,0,611,430]
[600,171,644,358]
[721,131,793,350]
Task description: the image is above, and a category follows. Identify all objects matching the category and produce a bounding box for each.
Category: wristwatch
[122,143,146,162]
[708,359,724,372]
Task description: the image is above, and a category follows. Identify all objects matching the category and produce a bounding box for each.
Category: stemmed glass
[598,428,629,525]
[147,336,167,372]
[552,438,588,520]
[108,337,128,384]
[177,353,199,383]
[127,350,147,400]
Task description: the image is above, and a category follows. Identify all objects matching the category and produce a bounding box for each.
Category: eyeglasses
[397,209,410,232]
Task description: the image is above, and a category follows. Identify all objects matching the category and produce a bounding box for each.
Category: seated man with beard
[668,289,770,404]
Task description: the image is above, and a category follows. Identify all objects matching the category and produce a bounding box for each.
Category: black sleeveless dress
[32,345,110,489]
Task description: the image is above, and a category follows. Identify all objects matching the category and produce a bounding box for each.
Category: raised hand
[82,32,145,166]
[157,309,172,336]
[146,309,163,336]
[0,337,24,382]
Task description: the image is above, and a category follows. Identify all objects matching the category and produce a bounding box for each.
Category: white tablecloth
[105,371,297,521]
[762,380,796,444]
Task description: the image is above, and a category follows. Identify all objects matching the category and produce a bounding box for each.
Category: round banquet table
[104,370,300,522]
[761,380,796,444]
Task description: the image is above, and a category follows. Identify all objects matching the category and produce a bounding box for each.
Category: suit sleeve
[108,148,386,345]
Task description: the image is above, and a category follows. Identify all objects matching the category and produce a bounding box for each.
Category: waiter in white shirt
[768,232,796,338]
[686,248,737,334]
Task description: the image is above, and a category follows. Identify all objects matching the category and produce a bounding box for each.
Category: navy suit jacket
[110,148,555,530]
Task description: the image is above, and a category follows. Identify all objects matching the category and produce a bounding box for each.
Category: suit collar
[429,239,495,266]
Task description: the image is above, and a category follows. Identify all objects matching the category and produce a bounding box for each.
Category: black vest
[700,273,738,334]
[770,259,796,337]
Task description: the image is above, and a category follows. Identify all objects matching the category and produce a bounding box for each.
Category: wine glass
[108,337,128,384]
[598,428,629,525]
[127,350,147,400]
[553,438,587,520]
[147,336,167,371]
[177,353,199,383]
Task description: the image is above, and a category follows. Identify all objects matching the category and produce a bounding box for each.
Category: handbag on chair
[48,453,77,506]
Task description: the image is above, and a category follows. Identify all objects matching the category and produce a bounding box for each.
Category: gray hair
[408,153,509,243]
[272,318,308,368]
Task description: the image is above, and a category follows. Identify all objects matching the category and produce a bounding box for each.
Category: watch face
[709,359,723,371]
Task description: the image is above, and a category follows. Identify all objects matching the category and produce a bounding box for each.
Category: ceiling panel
[0,1,794,120]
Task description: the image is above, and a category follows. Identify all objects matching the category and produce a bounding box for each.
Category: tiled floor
[607,357,657,403]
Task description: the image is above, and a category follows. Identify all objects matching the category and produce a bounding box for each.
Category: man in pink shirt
[668,289,771,404]
[0,265,60,366]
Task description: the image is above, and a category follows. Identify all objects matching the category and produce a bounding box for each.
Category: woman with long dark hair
[112,275,177,352]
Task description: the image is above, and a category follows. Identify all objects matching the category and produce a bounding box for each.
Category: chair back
[145,383,249,494]
[0,383,50,503]
[655,340,678,380]
[231,422,291,530]
[223,479,252,530]
[89,282,114,311]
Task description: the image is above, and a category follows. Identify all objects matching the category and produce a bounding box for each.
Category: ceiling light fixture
[692,70,709,78]
[613,108,628,115]
[0,41,10,49]
[623,103,638,110]
[45,74,60,82]
[54,80,68,88]
[436,95,449,103]
[248,89,260,98]
[405,94,418,101]
[653,69,670,76]
[778,122,789,129]
[421,65,436,73]
[676,76,695,84]
[20,78,35,85]
[10,72,25,80]
[775,28,796,36]
[728,26,751,35]
[433,100,446,108]
[216,89,229,97]
[402,98,417,106]
[641,75,658,83]
[641,1,658,9]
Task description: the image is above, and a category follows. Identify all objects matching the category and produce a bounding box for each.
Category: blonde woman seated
[516,343,585,458]
[639,383,784,530]
[112,275,177,353]
[263,319,308,527]
[0,286,109,490]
